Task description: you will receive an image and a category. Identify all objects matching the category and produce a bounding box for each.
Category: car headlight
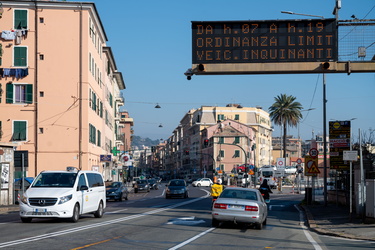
[59,194,73,204]
[20,194,28,204]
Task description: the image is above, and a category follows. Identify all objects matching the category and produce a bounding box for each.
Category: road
[0,185,374,249]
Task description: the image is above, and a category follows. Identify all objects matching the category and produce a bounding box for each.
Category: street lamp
[280,11,325,19]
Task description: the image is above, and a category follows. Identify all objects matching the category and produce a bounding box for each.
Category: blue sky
[88,0,375,142]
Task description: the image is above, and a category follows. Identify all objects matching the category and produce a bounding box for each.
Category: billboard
[329,120,351,170]
[192,19,337,64]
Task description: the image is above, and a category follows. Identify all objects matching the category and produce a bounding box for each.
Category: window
[12,121,27,141]
[14,47,27,67]
[14,10,28,29]
[91,91,96,111]
[234,136,240,144]
[6,83,33,104]
[234,150,240,157]
[234,114,240,120]
[219,150,224,158]
[218,114,224,121]
[218,137,224,144]
[89,123,96,144]
[86,173,104,187]
[97,130,101,147]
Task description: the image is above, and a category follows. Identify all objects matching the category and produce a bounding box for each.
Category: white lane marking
[0,196,208,248]
[105,209,128,214]
[168,227,215,250]
[295,205,323,250]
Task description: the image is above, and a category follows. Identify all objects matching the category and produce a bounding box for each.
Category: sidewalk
[302,201,375,241]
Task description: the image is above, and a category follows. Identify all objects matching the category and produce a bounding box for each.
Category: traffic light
[185,150,189,155]
[321,62,330,70]
[204,139,209,147]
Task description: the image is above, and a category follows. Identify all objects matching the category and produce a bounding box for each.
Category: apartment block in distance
[0,1,125,181]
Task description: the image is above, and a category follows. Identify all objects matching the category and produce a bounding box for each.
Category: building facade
[163,104,272,179]
[0,1,126,181]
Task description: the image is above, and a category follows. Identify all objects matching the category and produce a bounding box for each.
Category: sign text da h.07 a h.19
[192,19,337,64]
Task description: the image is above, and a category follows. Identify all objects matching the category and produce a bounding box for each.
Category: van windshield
[262,171,273,177]
[32,172,77,188]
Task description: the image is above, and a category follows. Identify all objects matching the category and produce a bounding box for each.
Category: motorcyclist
[259,179,272,200]
[211,179,224,202]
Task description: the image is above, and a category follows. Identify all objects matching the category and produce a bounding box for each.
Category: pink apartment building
[0,1,127,182]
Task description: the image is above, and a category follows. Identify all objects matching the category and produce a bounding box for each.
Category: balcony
[120,117,134,126]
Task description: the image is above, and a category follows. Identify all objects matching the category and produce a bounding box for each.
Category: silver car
[212,187,268,229]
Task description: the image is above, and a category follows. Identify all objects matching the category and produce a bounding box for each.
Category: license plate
[229,205,244,209]
[35,208,47,213]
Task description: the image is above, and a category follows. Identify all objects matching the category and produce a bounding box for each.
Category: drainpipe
[34,1,39,175]
[78,3,83,170]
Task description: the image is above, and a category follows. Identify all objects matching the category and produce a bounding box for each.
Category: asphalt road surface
[0,185,374,249]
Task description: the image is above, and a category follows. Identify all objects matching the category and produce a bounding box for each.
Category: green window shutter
[14,10,28,29]
[14,121,26,141]
[97,130,101,147]
[109,93,113,107]
[14,47,27,66]
[99,102,103,117]
[25,84,33,104]
[234,150,240,157]
[6,83,14,103]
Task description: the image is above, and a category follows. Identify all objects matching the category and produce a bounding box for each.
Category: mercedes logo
[38,199,46,205]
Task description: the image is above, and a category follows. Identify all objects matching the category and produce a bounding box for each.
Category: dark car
[134,179,150,193]
[165,179,189,199]
[148,178,159,190]
[106,182,129,201]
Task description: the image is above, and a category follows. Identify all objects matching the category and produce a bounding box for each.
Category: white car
[19,168,106,223]
[192,178,213,187]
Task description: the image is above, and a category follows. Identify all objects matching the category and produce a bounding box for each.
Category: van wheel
[21,217,32,223]
[70,204,80,223]
[94,201,104,218]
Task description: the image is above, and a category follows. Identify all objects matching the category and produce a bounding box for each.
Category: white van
[19,168,106,223]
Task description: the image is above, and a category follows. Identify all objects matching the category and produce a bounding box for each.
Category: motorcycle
[259,187,271,203]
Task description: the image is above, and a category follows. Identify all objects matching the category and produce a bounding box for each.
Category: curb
[301,205,375,242]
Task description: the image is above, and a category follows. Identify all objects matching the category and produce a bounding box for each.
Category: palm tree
[269,94,303,158]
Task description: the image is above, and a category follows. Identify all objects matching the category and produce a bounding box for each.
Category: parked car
[106,182,129,201]
[148,178,159,190]
[134,179,150,193]
[192,178,213,187]
[165,179,189,199]
[212,187,268,229]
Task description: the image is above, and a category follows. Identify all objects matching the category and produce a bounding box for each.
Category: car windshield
[107,182,121,188]
[32,172,77,188]
[169,180,185,186]
[195,178,202,181]
[220,189,257,200]
[137,180,148,184]
[148,179,156,184]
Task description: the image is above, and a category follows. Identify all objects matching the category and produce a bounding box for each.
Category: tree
[269,94,303,158]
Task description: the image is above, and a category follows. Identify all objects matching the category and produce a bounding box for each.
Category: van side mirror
[80,185,89,191]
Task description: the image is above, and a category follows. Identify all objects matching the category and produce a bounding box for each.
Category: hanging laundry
[1,30,16,40]
[15,30,23,45]
[3,68,10,77]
